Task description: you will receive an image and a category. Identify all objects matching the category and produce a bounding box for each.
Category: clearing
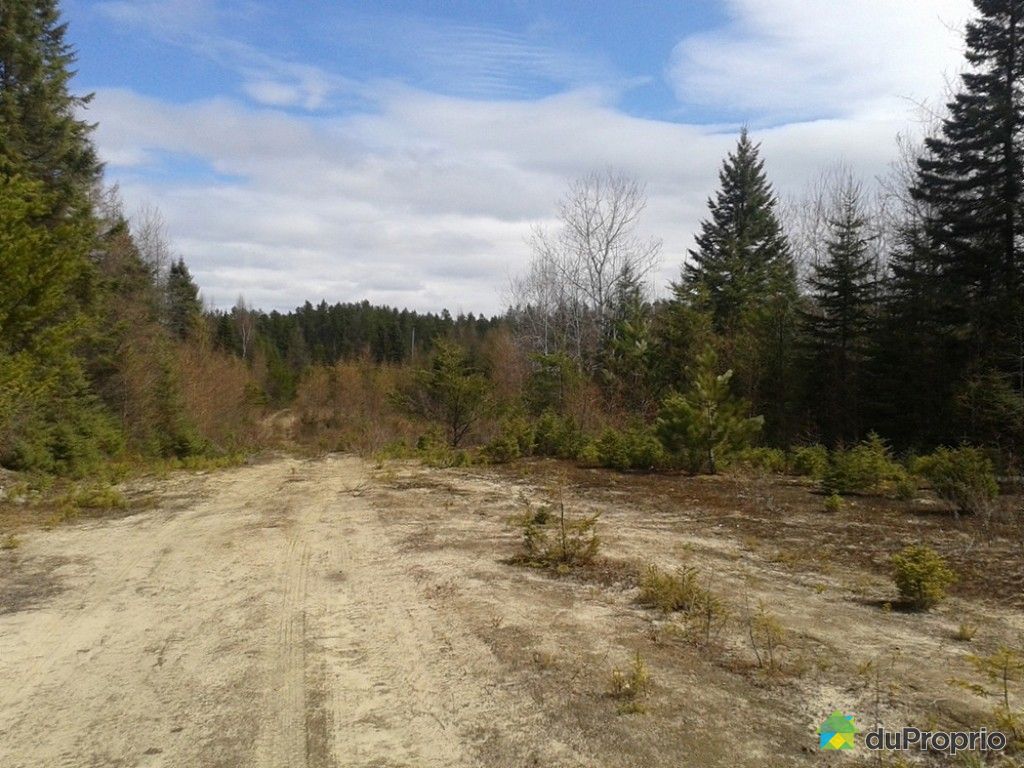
[0,454,1021,767]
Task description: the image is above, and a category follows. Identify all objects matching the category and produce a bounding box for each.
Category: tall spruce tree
[0,0,100,217]
[679,128,793,333]
[803,183,877,445]
[673,129,799,443]
[165,258,203,339]
[910,0,1024,419]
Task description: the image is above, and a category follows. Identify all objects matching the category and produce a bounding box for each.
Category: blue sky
[63,0,974,313]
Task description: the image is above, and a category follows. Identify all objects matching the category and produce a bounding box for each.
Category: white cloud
[86,1,981,314]
[669,0,972,121]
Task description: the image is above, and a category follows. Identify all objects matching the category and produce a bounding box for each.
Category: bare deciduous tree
[511,170,661,368]
[232,295,257,360]
[132,203,173,285]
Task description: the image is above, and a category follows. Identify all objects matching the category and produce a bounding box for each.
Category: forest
[2,0,1023,494]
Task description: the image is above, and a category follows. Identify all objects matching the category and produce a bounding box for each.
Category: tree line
[2,0,1023,476]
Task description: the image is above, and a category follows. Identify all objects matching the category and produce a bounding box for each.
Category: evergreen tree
[0,0,100,217]
[601,265,656,412]
[679,128,793,333]
[802,184,877,445]
[165,258,202,339]
[911,0,1024,406]
[655,346,763,474]
[394,341,492,447]
[673,129,800,442]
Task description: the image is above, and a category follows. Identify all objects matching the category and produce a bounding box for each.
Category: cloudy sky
[65,0,974,314]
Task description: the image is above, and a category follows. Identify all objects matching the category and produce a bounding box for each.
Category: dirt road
[0,456,543,767]
[1,455,1020,767]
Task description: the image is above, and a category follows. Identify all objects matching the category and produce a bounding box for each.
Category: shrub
[823,493,843,513]
[484,433,520,464]
[790,445,829,479]
[894,475,918,501]
[747,602,786,671]
[637,564,709,614]
[954,622,977,642]
[596,427,665,471]
[71,484,127,510]
[655,347,763,474]
[891,544,956,610]
[736,447,787,474]
[609,651,651,714]
[533,411,585,459]
[822,433,906,495]
[911,445,998,515]
[509,494,599,569]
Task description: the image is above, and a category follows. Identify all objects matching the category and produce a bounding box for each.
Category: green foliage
[69,484,127,510]
[594,427,665,471]
[526,353,584,416]
[967,645,1024,713]
[165,258,202,339]
[735,447,787,474]
[911,445,998,515]
[801,181,877,445]
[393,340,491,447]
[486,413,535,463]
[823,493,843,514]
[509,494,600,569]
[637,564,711,614]
[655,346,763,474]
[679,128,793,335]
[790,445,829,479]
[891,544,956,611]
[822,433,906,495]
[0,0,101,215]
[608,651,651,714]
[483,432,520,464]
[532,410,585,459]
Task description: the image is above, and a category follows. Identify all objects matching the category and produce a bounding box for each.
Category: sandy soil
[0,455,1021,767]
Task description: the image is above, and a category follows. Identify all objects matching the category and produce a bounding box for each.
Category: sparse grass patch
[955,622,978,642]
[1,533,19,550]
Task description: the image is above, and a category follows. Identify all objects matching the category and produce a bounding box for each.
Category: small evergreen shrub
[71,484,127,510]
[790,445,829,479]
[509,497,600,569]
[891,544,956,610]
[736,447,787,474]
[595,427,665,471]
[822,433,905,495]
[823,493,843,513]
[637,564,710,614]
[608,651,651,714]
[911,445,998,515]
[484,433,520,464]
[533,411,585,459]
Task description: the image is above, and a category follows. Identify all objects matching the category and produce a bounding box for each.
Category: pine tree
[679,128,793,333]
[601,265,656,412]
[674,129,800,442]
[655,346,763,474]
[0,0,100,217]
[911,0,1024,400]
[395,341,492,447]
[802,184,877,445]
[165,258,202,339]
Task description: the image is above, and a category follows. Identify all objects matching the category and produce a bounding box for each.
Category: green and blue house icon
[818,711,858,750]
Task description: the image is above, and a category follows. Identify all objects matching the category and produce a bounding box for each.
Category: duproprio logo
[818,711,858,750]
